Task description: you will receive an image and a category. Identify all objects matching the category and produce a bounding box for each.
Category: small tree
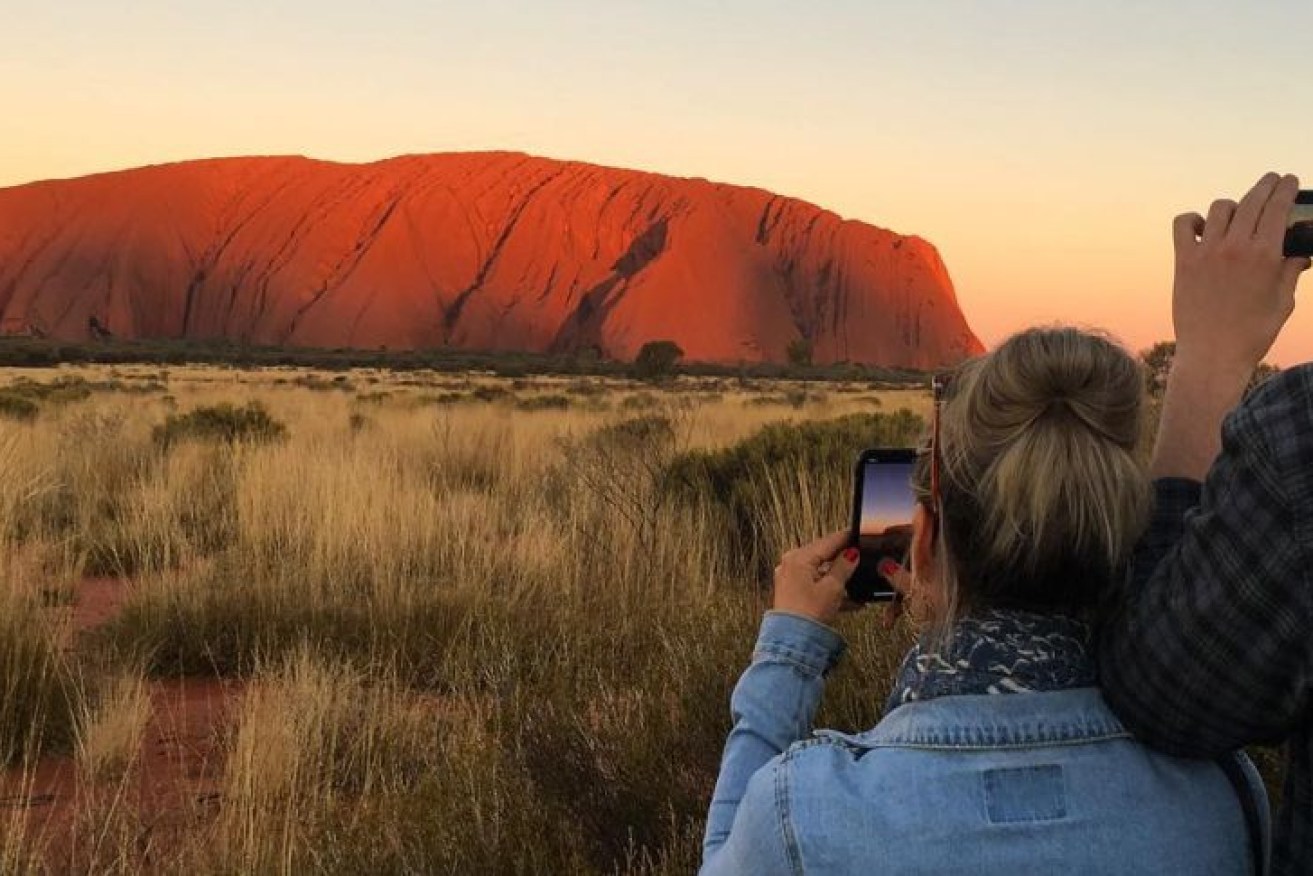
[1140,340,1279,399]
[632,340,684,382]
[1140,341,1176,397]
[572,344,605,370]
[786,338,813,368]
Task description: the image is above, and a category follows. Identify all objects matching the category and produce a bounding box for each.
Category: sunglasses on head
[928,371,954,535]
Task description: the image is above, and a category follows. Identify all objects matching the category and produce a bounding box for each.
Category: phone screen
[847,451,918,602]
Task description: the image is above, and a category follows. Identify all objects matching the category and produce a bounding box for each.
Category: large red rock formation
[0,153,982,367]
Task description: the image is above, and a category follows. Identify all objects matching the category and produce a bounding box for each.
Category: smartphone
[846,448,918,603]
[1286,190,1313,258]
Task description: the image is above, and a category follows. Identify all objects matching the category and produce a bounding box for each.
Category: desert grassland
[0,363,928,875]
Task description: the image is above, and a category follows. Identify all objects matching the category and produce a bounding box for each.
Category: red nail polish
[878,558,900,578]
[842,547,859,563]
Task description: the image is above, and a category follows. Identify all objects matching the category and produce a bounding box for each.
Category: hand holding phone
[846,448,918,603]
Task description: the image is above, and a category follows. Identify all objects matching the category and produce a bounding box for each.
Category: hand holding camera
[1172,173,1311,374]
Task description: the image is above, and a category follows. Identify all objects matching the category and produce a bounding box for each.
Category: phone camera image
[847,450,918,603]
[1286,192,1313,258]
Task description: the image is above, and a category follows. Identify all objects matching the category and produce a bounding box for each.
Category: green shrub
[568,380,606,398]
[631,341,684,382]
[0,393,38,422]
[1,587,81,766]
[515,394,571,412]
[121,379,168,394]
[424,392,467,406]
[292,374,354,392]
[153,402,288,448]
[621,392,661,412]
[663,410,924,577]
[470,385,512,403]
[744,389,825,408]
[4,375,92,404]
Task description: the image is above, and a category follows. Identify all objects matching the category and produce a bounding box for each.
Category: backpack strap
[1218,750,1271,875]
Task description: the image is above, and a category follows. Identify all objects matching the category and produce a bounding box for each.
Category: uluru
[0,153,982,367]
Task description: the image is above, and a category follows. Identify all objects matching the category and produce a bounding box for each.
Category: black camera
[1286,191,1313,258]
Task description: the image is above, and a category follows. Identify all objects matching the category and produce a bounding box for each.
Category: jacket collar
[816,687,1129,751]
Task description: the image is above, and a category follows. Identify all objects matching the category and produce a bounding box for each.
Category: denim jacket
[700,611,1266,875]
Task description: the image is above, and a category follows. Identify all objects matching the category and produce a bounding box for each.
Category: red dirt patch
[1,578,244,864]
[68,576,128,634]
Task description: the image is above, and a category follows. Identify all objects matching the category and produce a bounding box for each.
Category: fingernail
[842,547,859,563]
[878,558,900,578]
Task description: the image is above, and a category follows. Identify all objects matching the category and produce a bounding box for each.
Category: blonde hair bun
[931,326,1149,617]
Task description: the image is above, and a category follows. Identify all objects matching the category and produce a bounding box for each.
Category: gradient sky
[860,461,916,536]
[5,1,1313,362]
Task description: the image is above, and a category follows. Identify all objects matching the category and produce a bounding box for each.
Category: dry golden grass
[0,363,926,874]
[75,673,150,786]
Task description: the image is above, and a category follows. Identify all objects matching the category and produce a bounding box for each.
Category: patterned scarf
[885,608,1096,713]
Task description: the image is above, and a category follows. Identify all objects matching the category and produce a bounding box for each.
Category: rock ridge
[0,152,983,367]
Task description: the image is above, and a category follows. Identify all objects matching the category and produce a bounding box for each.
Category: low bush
[515,394,571,412]
[423,392,468,406]
[0,582,81,766]
[621,392,661,412]
[744,389,826,408]
[568,380,606,397]
[470,385,512,403]
[153,402,287,448]
[292,374,354,392]
[663,410,924,577]
[0,393,39,422]
[4,375,93,404]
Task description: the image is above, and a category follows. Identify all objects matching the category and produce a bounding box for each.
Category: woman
[700,326,1266,875]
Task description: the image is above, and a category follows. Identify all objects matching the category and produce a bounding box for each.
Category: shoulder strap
[1218,751,1271,875]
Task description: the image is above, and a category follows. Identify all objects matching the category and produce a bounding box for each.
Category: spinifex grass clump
[153,401,287,448]
[0,394,38,422]
[0,579,81,767]
[3,375,94,405]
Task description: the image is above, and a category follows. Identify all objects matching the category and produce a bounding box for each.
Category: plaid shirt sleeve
[1099,365,1313,756]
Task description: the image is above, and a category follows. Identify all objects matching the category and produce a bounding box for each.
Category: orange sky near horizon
[5,1,1312,364]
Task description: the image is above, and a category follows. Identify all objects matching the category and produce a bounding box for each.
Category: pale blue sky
[4,1,1312,359]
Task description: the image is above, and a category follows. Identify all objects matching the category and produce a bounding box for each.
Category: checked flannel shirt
[1100,364,1313,876]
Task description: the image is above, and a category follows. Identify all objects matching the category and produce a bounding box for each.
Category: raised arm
[701,530,858,873]
[1100,172,1313,753]
[1150,173,1309,481]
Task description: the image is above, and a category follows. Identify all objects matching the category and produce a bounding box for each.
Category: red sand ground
[0,578,242,858]
[0,153,982,368]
